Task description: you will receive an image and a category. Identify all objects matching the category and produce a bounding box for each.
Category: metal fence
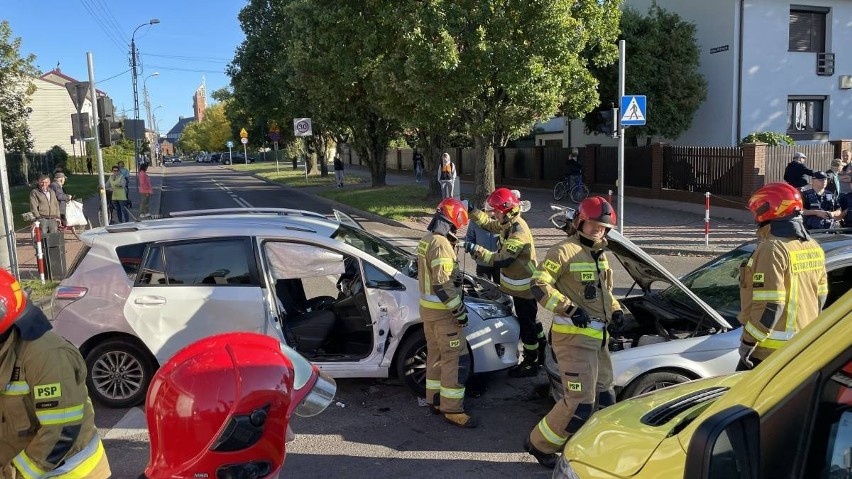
[763,144,836,184]
[4,153,60,186]
[594,146,653,188]
[662,146,744,196]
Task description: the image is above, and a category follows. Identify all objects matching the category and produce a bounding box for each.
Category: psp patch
[752,273,765,287]
[567,382,582,392]
[449,339,461,348]
[34,383,62,400]
[543,259,561,275]
[580,272,595,282]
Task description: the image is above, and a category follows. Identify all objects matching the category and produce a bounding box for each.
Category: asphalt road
[95,163,710,478]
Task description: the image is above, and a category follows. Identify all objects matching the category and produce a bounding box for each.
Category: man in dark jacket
[783,152,818,190]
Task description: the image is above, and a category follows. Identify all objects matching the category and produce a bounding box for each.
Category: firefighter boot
[508,349,540,378]
[524,437,559,469]
[537,337,548,366]
[444,412,478,428]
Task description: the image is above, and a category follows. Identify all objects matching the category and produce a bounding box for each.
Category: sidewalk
[310,164,757,256]
[15,166,167,281]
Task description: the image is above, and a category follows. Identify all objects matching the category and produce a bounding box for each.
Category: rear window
[64,245,91,278]
[116,243,149,281]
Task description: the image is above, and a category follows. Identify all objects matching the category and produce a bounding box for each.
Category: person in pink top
[138,163,153,218]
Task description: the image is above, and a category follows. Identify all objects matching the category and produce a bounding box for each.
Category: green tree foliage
[47,145,68,165]
[740,131,794,146]
[584,5,707,143]
[0,21,38,152]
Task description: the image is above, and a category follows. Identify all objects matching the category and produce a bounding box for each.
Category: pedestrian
[49,172,73,230]
[86,156,93,175]
[438,153,457,199]
[825,159,843,196]
[413,149,424,183]
[0,269,111,478]
[523,197,622,469]
[738,183,828,371]
[418,198,476,428]
[138,163,153,218]
[565,148,582,189]
[29,174,60,235]
[464,205,500,283]
[117,161,131,208]
[333,148,345,188]
[465,187,545,378]
[802,172,841,230]
[109,165,129,223]
[783,151,819,191]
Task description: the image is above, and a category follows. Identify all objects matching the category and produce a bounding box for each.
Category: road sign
[620,95,646,126]
[241,137,248,145]
[240,128,248,138]
[226,140,234,148]
[293,118,312,137]
[65,82,90,113]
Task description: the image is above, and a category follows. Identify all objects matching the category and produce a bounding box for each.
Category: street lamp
[131,18,160,169]
[153,105,164,165]
[143,72,159,165]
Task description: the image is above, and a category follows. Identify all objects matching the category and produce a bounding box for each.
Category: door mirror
[684,405,760,479]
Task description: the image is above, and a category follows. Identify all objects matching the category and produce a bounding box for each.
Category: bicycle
[552,174,590,203]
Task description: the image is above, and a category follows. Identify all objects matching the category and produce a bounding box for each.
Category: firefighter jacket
[417,232,464,322]
[0,304,109,479]
[469,211,537,299]
[530,234,621,341]
[738,223,828,362]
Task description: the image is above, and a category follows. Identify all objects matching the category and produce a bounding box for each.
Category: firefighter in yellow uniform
[465,187,545,377]
[0,269,111,479]
[524,197,622,469]
[738,182,828,370]
[418,198,476,428]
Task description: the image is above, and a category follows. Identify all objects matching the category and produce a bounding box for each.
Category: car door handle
[134,296,166,306]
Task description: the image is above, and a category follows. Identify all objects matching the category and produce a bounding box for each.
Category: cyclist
[565,148,583,191]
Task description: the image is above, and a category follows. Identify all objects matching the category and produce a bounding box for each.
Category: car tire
[85,339,156,408]
[395,329,427,396]
[621,370,693,400]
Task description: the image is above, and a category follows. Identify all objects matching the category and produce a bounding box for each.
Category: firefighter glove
[456,310,469,328]
[608,310,625,333]
[464,241,477,255]
[570,307,591,328]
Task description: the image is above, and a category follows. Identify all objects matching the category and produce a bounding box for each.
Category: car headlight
[466,301,512,320]
[553,455,582,479]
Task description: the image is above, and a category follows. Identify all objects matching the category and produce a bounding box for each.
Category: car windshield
[332,224,413,273]
[659,244,755,325]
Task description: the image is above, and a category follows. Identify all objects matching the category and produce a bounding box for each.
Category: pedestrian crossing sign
[620,95,647,126]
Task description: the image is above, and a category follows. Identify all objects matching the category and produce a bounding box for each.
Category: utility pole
[617,40,625,234]
[0,118,20,276]
[131,19,160,171]
[87,53,111,228]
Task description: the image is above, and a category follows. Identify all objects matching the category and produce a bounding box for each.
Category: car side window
[363,262,403,290]
[824,266,851,308]
[808,359,852,478]
[136,238,257,286]
[116,242,150,281]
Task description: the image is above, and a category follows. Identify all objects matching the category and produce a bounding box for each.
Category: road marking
[102,407,147,440]
[212,180,254,208]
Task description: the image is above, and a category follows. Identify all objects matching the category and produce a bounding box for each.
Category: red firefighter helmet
[747,182,803,223]
[574,196,616,229]
[144,333,336,479]
[486,188,520,215]
[0,269,26,335]
[437,198,469,230]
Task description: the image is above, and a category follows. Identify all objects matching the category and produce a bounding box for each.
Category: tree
[584,6,707,143]
[0,21,38,152]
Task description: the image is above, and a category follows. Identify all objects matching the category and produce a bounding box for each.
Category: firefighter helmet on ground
[486,187,520,215]
[573,196,616,229]
[0,269,25,335]
[747,182,803,223]
[437,198,469,230]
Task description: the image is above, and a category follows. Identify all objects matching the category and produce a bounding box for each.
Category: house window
[789,7,828,53]
[786,96,826,139]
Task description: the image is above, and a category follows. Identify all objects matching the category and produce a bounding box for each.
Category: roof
[39,69,107,96]
[534,117,565,134]
[166,117,196,137]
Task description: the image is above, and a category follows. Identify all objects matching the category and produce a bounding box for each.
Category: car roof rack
[168,208,329,220]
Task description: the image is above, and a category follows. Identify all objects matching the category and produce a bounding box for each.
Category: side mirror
[684,405,760,479]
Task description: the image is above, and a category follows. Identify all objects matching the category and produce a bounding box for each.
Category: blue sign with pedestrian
[226,140,234,148]
[620,95,646,126]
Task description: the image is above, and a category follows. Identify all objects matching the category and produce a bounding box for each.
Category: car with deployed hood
[51,208,520,407]
[543,206,852,401]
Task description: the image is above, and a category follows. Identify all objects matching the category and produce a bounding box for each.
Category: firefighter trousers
[529,331,615,454]
[423,316,470,414]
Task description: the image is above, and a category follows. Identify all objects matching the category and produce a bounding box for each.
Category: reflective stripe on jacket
[738,224,828,361]
[470,211,537,299]
[417,233,463,320]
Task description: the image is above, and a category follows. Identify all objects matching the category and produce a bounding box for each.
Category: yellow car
[555,290,852,479]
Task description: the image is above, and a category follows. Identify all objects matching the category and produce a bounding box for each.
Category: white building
[26,69,101,155]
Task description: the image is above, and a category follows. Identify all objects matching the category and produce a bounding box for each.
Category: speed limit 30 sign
[293,118,313,137]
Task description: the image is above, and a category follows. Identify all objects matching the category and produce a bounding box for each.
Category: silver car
[545,206,852,401]
[52,208,520,407]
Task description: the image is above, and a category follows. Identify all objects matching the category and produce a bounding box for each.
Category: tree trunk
[473,136,496,208]
[421,132,444,200]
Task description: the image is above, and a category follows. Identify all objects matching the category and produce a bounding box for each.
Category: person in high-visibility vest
[417,198,476,428]
[524,197,622,469]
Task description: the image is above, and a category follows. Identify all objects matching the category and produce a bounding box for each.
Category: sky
[4,1,247,135]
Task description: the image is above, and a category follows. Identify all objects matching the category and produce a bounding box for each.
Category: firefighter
[418,198,476,428]
[465,188,545,377]
[0,269,110,479]
[524,197,622,469]
[738,182,828,370]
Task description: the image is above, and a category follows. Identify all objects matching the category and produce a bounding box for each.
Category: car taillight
[294,371,336,418]
[55,286,88,301]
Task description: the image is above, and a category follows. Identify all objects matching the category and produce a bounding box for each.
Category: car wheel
[620,371,693,400]
[395,329,427,396]
[85,339,156,408]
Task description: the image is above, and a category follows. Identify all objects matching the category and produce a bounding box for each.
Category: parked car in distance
[221,152,254,165]
[51,208,521,408]
[209,152,222,163]
[162,156,182,164]
[543,206,852,401]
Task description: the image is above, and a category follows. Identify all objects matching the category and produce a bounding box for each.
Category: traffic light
[98,119,123,147]
[595,109,615,137]
[97,96,115,120]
